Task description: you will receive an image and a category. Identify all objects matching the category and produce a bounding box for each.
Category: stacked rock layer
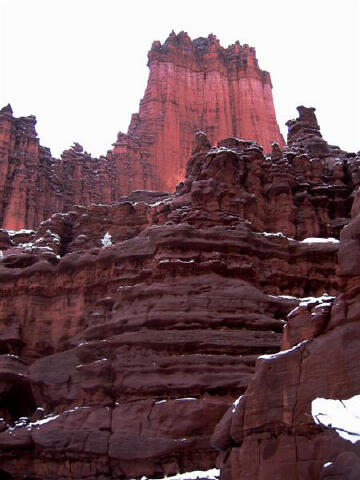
[0,107,359,479]
[213,184,360,480]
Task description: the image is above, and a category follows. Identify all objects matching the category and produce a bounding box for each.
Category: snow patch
[269,294,299,301]
[17,242,35,251]
[301,237,339,244]
[258,340,308,361]
[27,414,60,428]
[175,397,197,402]
[232,395,243,413]
[101,232,112,248]
[259,231,288,238]
[312,394,360,444]
[7,229,34,236]
[299,294,334,308]
[1,354,20,359]
[159,258,195,265]
[149,198,171,207]
[135,468,220,480]
[206,147,237,156]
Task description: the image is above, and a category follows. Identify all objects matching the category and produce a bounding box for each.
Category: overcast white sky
[0,0,359,157]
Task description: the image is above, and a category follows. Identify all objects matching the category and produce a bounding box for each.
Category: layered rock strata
[113,31,284,192]
[0,108,358,478]
[0,32,284,230]
[211,111,360,479]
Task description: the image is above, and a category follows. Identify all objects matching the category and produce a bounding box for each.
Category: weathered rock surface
[112,31,284,193]
[0,32,284,230]
[212,146,360,478]
[0,107,358,479]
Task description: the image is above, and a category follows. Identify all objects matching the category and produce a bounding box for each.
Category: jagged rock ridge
[0,32,284,230]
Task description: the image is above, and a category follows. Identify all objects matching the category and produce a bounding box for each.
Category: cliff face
[0,104,140,230]
[112,31,284,192]
[0,32,284,230]
[213,190,360,480]
[0,108,358,479]
[210,110,360,479]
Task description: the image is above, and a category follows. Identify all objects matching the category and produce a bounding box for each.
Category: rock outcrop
[211,112,360,479]
[0,107,358,479]
[0,104,148,231]
[112,31,284,192]
[0,32,284,230]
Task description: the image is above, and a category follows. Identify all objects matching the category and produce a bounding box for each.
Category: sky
[0,0,359,157]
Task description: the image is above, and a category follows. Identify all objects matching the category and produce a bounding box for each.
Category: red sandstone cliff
[112,31,284,192]
[0,32,284,230]
[212,189,360,480]
[0,108,358,479]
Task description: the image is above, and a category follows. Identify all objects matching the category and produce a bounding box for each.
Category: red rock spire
[0,32,285,229]
[111,31,284,192]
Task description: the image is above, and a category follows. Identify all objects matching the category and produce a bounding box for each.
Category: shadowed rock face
[0,31,284,230]
[0,107,358,479]
[211,118,360,479]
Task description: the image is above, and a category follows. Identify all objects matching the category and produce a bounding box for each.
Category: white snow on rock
[286,294,335,318]
[312,394,360,444]
[35,230,60,244]
[299,294,334,308]
[175,397,197,402]
[232,395,243,413]
[272,293,330,304]
[1,354,20,359]
[159,258,195,265]
[206,147,237,156]
[273,294,299,300]
[149,197,171,207]
[26,414,60,428]
[8,414,59,432]
[6,229,35,236]
[259,231,288,238]
[101,231,112,247]
[301,237,340,244]
[258,340,308,361]
[256,233,340,244]
[17,242,35,251]
[134,468,220,480]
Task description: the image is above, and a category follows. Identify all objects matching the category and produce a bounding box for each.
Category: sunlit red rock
[111,31,284,192]
[0,32,285,230]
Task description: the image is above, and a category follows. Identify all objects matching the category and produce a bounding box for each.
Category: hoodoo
[0,32,283,230]
[112,31,284,192]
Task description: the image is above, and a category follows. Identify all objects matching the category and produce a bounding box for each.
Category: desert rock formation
[0,32,284,230]
[0,107,359,479]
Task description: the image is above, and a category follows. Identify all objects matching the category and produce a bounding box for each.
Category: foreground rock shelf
[213,189,360,479]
